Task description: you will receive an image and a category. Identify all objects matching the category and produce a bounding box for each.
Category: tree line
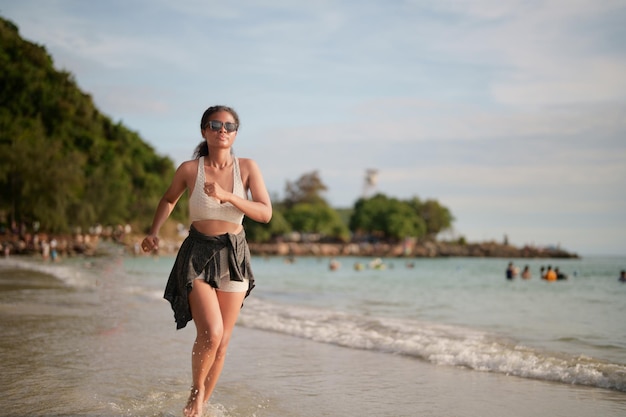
[244,171,454,243]
[1,16,454,243]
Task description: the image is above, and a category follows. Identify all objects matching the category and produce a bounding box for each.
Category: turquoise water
[1,253,625,416]
[122,254,626,390]
[241,256,626,389]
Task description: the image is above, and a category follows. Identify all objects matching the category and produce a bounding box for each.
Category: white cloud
[417,0,626,106]
[492,58,626,105]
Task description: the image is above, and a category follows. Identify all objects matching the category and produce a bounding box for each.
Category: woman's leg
[183,280,223,417]
[202,289,247,403]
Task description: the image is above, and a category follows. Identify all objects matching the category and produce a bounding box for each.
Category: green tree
[1,120,85,232]
[281,171,350,241]
[350,193,427,241]
[0,17,183,233]
[244,209,291,243]
[284,202,349,241]
[283,171,328,208]
[407,197,454,237]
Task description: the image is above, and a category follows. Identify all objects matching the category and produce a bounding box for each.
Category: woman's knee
[215,337,232,360]
[194,323,224,347]
[200,323,223,339]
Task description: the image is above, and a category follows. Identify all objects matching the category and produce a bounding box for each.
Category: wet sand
[218,327,626,417]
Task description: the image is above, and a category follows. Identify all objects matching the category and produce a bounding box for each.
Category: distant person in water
[619,270,626,283]
[555,267,568,280]
[506,262,517,280]
[543,265,557,281]
[521,265,531,279]
[141,105,272,417]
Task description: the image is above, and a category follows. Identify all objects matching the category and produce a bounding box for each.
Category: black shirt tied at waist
[163,225,255,329]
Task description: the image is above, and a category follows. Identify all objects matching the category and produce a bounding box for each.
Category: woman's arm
[142,162,192,251]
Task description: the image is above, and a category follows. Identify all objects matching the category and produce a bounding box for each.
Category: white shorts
[194,272,249,292]
[216,273,249,292]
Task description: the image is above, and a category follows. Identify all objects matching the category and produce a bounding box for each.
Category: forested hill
[0,16,185,234]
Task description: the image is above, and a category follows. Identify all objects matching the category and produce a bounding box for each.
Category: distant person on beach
[141,105,272,417]
[49,238,58,262]
[619,270,626,283]
[41,239,50,261]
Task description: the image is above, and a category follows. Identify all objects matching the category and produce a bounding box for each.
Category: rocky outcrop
[247,240,579,259]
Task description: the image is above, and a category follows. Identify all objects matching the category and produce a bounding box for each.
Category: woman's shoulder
[179,158,201,168]
[175,159,201,175]
[237,157,262,174]
[236,157,258,168]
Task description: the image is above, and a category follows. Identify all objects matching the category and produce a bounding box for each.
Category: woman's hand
[204,181,229,203]
[142,235,159,252]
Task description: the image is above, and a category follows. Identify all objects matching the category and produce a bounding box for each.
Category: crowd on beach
[0,220,132,260]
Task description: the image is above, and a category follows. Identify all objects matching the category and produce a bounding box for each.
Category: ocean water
[245,255,626,386]
[1,252,625,416]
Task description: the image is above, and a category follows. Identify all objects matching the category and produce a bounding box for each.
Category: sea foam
[0,258,97,289]
[239,297,626,392]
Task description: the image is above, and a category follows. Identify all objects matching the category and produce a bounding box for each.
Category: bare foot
[183,386,204,417]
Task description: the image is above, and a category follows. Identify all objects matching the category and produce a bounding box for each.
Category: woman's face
[202,110,238,148]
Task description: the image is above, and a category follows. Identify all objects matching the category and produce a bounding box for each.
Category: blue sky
[2,0,625,256]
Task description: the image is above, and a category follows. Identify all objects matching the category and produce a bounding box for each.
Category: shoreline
[247,239,579,258]
[129,232,580,259]
[1,231,580,260]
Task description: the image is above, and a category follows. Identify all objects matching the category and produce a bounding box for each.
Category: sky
[1,0,625,256]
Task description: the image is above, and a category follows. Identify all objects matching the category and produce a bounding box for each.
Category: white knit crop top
[189,156,246,224]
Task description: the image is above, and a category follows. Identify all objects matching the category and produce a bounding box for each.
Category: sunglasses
[205,120,238,133]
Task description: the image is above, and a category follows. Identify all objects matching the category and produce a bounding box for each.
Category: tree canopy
[282,171,349,242]
[0,17,185,233]
[349,194,424,241]
[406,197,454,238]
[283,170,328,208]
